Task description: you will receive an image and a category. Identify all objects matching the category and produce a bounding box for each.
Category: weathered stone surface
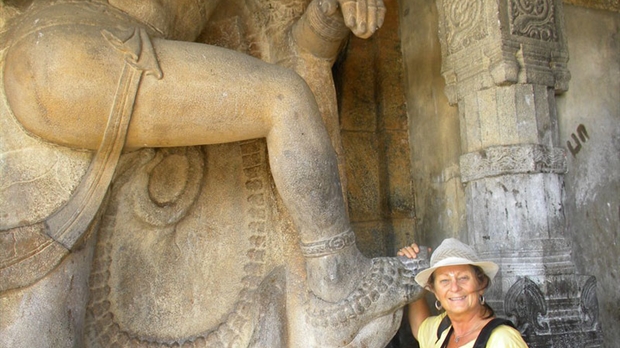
[564,0,620,11]
[338,0,417,264]
[556,5,620,347]
[3,0,614,347]
[0,0,426,347]
[436,0,571,105]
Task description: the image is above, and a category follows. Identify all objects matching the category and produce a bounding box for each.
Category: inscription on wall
[566,124,589,157]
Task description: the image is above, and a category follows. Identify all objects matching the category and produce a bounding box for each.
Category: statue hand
[320,0,386,39]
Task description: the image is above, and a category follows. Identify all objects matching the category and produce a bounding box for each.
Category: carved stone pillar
[435,1,602,346]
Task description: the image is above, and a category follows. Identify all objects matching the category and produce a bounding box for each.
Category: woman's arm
[397,243,432,340]
[408,293,431,340]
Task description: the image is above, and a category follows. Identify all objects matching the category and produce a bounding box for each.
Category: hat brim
[414,256,499,287]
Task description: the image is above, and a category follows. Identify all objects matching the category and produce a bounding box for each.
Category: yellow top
[417,313,529,348]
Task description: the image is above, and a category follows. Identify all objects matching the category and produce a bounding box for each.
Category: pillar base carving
[476,240,603,348]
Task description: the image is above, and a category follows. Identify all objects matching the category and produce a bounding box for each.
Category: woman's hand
[397,243,423,259]
[319,0,386,39]
[398,243,432,340]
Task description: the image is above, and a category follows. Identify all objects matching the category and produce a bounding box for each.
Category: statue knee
[269,68,324,130]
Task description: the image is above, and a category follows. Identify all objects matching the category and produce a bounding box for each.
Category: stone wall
[335,0,417,258]
[564,0,620,12]
[397,0,464,250]
[557,5,620,347]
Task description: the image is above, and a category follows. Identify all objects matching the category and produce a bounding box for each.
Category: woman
[398,238,529,347]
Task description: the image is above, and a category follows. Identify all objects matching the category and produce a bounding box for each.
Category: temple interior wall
[557,5,620,347]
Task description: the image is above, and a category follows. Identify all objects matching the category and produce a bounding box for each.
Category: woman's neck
[448,310,489,336]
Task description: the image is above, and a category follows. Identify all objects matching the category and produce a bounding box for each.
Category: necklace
[454,322,483,343]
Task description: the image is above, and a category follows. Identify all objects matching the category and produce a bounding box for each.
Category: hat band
[431,256,480,268]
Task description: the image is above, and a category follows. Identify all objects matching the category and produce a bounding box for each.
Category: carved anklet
[300,229,356,258]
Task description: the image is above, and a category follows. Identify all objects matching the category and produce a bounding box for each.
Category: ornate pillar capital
[436,0,571,105]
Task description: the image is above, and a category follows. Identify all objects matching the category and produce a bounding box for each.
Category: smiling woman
[398,239,529,348]
[432,265,491,318]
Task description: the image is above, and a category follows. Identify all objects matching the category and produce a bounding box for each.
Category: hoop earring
[479,294,486,305]
[435,300,442,311]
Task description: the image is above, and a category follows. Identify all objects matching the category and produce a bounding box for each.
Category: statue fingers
[363,0,386,38]
[372,0,386,31]
[339,0,386,39]
[319,0,339,16]
[355,0,369,37]
[339,0,358,32]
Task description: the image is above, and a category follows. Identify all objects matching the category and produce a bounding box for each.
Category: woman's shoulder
[487,323,529,347]
[417,313,449,347]
[421,312,448,330]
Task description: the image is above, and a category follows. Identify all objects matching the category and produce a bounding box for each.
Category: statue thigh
[4,9,316,151]
[128,37,324,149]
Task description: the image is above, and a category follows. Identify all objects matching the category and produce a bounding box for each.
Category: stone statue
[0,0,428,346]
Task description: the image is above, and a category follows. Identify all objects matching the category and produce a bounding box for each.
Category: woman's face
[431,264,483,316]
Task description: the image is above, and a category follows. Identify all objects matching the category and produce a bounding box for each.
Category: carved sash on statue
[0,88,88,291]
[0,5,162,291]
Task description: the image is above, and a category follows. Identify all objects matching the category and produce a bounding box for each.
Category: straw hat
[414,238,499,287]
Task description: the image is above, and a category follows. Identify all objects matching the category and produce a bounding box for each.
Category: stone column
[434,1,602,346]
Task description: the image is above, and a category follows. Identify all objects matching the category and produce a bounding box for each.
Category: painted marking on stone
[567,124,589,157]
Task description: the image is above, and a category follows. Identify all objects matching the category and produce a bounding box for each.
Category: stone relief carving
[509,0,559,41]
[0,0,427,346]
[580,276,599,331]
[505,277,550,337]
[441,0,488,54]
[436,0,571,105]
[459,144,567,182]
[435,0,602,346]
[129,148,205,227]
[84,143,275,347]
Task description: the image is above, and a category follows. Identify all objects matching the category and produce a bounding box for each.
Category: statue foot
[304,245,372,303]
[304,255,429,347]
[301,229,374,302]
[301,229,429,304]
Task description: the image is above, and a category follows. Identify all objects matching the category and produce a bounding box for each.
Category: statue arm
[291,0,385,60]
[329,0,386,39]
